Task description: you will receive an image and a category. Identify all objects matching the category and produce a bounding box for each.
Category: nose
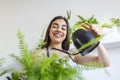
[56,26,62,32]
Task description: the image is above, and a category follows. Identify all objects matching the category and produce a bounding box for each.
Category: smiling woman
[40,16,70,58]
[34,15,110,68]
[49,19,67,47]
[41,16,70,51]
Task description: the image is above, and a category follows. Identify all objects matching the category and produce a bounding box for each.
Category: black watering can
[72,29,100,56]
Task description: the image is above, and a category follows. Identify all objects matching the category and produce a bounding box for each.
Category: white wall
[0,0,120,80]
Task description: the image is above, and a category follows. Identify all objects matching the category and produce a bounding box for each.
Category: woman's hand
[81,23,103,37]
[79,23,110,67]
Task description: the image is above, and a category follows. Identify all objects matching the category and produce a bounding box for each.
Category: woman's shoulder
[33,48,47,56]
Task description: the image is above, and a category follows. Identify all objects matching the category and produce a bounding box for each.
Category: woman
[38,16,110,67]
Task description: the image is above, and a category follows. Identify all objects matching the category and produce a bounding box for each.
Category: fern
[17,29,29,55]
[8,29,87,80]
[0,58,9,76]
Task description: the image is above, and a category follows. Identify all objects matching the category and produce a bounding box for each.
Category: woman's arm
[97,43,110,67]
[73,43,110,67]
[73,23,110,67]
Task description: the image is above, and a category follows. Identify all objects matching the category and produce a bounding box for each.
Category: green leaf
[87,15,99,24]
[110,18,120,27]
[66,10,71,20]
[77,15,86,23]
[102,23,113,28]
[0,70,9,76]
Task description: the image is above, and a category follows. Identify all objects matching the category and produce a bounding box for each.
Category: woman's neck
[49,42,62,50]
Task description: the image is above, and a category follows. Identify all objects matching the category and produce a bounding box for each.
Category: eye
[52,25,58,28]
[62,26,67,30]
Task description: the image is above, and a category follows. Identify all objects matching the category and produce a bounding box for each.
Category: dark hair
[42,16,70,51]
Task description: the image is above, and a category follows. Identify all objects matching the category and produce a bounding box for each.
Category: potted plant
[66,11,120,55]
[5,29,87,80]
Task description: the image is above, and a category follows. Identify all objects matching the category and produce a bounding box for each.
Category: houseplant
[5,29,86,80]
[66,11,120,55]
[5,28,104,80]
[0,58,8,76]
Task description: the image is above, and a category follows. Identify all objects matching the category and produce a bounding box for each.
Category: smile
[53,33,63,38]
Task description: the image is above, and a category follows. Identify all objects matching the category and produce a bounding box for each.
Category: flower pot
[72,29,100,56]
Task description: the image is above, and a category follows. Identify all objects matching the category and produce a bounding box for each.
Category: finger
[91,24,102,31]
[90,25,103,37]
[80,23,90,31]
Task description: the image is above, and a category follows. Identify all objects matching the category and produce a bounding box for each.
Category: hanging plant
[66,11,120,54]
[66,11,120,42]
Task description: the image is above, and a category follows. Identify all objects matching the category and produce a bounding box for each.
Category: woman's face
[49,19,67,44]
